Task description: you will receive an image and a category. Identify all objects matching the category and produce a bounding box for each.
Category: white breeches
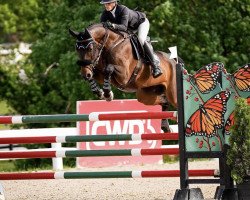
[137,18,149,45]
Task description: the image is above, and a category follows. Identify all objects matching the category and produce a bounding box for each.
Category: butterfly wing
[225,112,235,135]
[186,91,230,137]
[232,64,250,92]
[192,63,222,93]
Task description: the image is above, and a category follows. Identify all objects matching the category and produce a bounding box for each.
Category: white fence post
[52,143,64,171]
[0,128,78,171]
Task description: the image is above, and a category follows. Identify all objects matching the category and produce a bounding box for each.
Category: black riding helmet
[100,0,118,4]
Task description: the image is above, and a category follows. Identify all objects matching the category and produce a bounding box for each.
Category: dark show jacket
[100,4,146,31]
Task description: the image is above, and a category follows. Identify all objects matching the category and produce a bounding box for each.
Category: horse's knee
[104,64,115,75]
[102,65,114,91]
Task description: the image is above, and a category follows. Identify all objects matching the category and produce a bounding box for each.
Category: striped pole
[0,169,216,180]
[0,111,177,124]
[0,148,179,159]
[0,133,179,144]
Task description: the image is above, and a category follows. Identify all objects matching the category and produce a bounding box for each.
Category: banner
[77,99,162,167]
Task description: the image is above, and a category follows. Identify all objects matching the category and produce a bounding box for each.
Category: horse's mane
[86,23,131,37]
[86,23,104,30]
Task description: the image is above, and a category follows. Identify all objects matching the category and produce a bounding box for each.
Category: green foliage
[1,0,249,117]
[150,0,249,71]
[0,101,12,114]
[0,161,16,172]
[227,98,250,184]
[0,4,17,34]
[0,0,50,42]
[0,101,14,130]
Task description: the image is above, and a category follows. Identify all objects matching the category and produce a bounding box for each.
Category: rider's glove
[104,21,116,29]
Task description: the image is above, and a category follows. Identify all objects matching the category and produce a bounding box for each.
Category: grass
[0,160,76,172]
[0,160,17,172]
[163,155,179,163]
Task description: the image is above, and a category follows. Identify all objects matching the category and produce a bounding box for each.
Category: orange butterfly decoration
[232,64,250,92]
[224,112,235,135]
[191,63,222,94]
[186,91,231,137]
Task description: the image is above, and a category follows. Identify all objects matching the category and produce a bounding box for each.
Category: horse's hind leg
[103,64,114,101]
[161,103,171,133]
[136,86,171,132]
[88,79,105,100]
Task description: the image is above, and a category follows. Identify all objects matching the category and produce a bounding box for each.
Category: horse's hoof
[105,91,114,101]
[98,89,105,100]
[161,119,171,132]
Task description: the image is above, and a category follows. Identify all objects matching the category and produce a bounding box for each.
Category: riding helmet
[100,0,117,4]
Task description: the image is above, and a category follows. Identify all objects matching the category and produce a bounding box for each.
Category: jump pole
[0,148,179,159]
[0,133,179,144]
[0,169,216,180]
[0,111,177,124]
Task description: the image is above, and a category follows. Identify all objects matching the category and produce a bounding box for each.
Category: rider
[99,0,163,78]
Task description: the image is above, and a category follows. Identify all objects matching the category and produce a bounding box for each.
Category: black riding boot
[143,42,163,78]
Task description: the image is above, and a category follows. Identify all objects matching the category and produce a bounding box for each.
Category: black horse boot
[143,42,163,78]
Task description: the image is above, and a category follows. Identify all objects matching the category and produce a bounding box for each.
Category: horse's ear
[69,28,79,38]
[85,29,91,38]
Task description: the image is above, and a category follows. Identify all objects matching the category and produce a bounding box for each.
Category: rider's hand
[104,21,116,29]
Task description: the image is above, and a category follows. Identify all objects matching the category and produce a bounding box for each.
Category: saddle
[130,34,158,65]
[107,28,158,88]
[106,26,152,62]
[130,34,145,60]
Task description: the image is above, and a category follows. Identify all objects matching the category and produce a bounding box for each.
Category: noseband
[76,28,110,73]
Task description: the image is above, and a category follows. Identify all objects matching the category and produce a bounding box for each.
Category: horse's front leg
[103,64,114,101]
[88,78,105,100]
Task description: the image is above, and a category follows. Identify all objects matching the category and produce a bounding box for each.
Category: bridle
[76,27,110,73]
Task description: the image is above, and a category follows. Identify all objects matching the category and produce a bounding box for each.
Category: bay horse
[69,23,180,131]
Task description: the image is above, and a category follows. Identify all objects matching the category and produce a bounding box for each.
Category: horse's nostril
[86,73,92,79]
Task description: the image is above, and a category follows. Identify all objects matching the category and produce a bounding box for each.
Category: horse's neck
[106,31,126,48]
[106,32,132,58]
[91,28,135,68]
[90,26,129,50]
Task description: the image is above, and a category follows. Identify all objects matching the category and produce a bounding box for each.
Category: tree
[149,0,249,71]
[0,0,50,42]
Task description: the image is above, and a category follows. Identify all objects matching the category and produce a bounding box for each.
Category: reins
[81,27,110,73]
[85,26,130,73]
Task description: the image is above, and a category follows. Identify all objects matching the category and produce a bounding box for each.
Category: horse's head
[69,24,109,80]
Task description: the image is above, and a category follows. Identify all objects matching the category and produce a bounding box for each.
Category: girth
[117,59,142,91]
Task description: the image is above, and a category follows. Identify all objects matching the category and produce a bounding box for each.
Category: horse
[69,23,180,132]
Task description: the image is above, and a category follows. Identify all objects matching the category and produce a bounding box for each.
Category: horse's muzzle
[81,66,94,80]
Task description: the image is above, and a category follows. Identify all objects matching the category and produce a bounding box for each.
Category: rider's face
[104,2,116,11]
